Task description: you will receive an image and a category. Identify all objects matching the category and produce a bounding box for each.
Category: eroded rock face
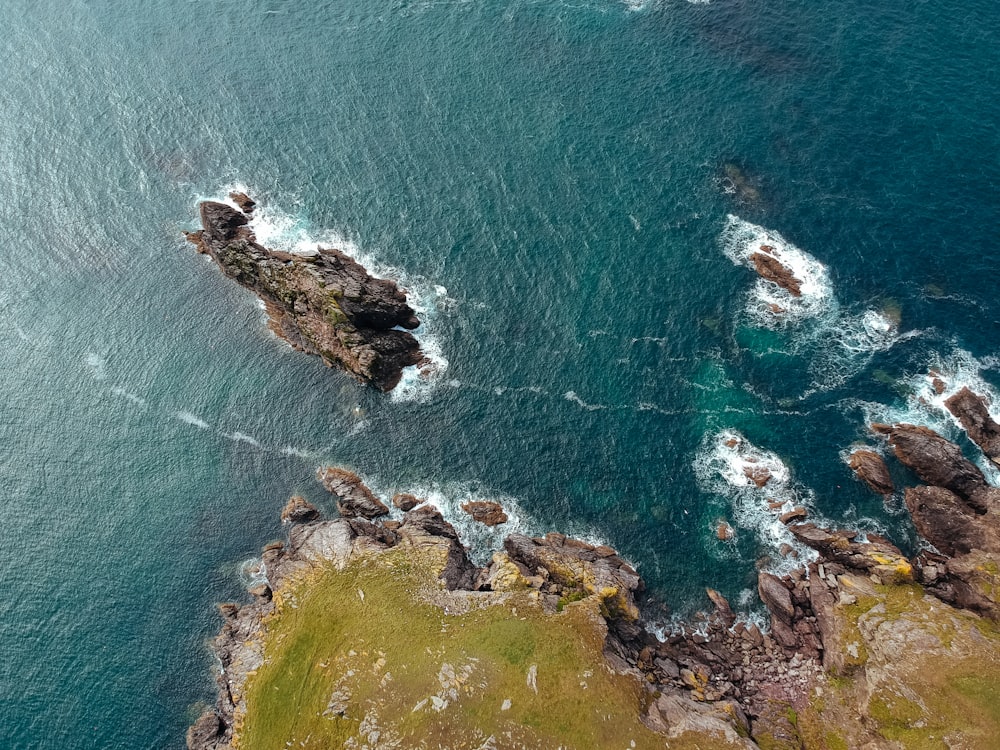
[848,449,894,495]
[872,423,998,512]
[749,249,802,297]
[945,387,1000,468]
[788,523,913,584]
[905,486,1000,557]
[186,199,421,391]
[460,500,507,526]
[317,467,389,519]
[391,492,422,511]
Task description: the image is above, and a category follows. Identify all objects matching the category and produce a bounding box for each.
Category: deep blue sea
[2,0,999,746]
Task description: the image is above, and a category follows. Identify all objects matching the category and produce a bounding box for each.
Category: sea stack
[185,197,423,391]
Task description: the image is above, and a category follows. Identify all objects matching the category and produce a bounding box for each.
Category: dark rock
[848,450,894,495]
[317,467,389,519]
[905,486,1000,557]
[706,588,736,626]
[402,505,461,541]
[943,550,1000,620]
[187,198,421,391]
[872,423,993,512]
[186,709,225,750]
[750,249,802,297]
[945,387,1000,468]
[391,492,422,511]
[280,495,319,524]
[758,572,794,624]
[460,500,508,527]
[248,584,272,603]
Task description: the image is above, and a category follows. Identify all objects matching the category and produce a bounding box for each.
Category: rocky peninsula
[185,194,424,391]
[190,391,1000,749]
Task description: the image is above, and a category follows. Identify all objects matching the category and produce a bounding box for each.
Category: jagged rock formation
[945,386,1000,468]
[749,247,802,297]
[185,198,423,391]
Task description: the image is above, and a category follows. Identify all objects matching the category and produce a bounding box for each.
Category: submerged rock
[848,449,894,495]
[186,198,422,391]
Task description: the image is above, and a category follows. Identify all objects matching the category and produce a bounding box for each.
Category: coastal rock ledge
[185,196,423,391]
[191,423,1000,749]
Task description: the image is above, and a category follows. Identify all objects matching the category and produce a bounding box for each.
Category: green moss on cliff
[236,547,699,750]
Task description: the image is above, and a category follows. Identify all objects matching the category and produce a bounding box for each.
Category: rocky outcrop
[872,422,1000,512]
[279,495,319,524]
[460,500,508,526]
[391,492,422,511]
[186,198,422,391]
[945,387,1000,468]
[749,248,802,297]
[905,485,1000,557]
[317,466,389,519]
[848,449,894,495]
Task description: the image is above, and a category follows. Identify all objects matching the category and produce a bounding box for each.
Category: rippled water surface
[1,0,999,746]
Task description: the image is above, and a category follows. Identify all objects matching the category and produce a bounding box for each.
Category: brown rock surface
[848,449,894,495]
[749,250,803,297]
[905,486,1000,557]
[279,495,319,524]
[317,467,389,519]
[945,387,1000,468]
[187,199,421,391]
[872,422,996,512]
[460,500,508,526]
[391,492,422,511]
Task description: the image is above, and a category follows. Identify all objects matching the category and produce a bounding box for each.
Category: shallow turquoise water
[1,0,999,746]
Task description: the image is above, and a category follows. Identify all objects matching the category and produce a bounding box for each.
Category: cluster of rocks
[185,194,425,391]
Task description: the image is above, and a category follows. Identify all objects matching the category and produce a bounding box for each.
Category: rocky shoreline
[190,389,1000,749]
[185,194,425,391]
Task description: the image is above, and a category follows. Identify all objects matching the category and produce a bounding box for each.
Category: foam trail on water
[202,185,453,402]
[564,390,606,411]
[174,411,209,429]
[84,352,106,380]
[693,430,817,573]
[224,431,262,447]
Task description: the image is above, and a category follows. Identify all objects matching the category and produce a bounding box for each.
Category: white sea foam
[174,411,209,429]
[84,352,106,380]
[564,390,606,411]
[204,185,454,402]
[224,431,262,447]
[110,387,145,407]
[720,215,834,325]
[720,215,909,391]
[693,430,817,572]
[280,445,313,459]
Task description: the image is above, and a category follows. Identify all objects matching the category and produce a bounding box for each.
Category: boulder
[758,572,794,624]
[186,709,225,750]
[945,387,1000,468]
[228,191,256,214]
[317,467,389,519]
[848,449,894,495]
[391,492,422,511]
[280,495,319,524]
[460,500,508,526]
[750,249,802,297]
[779,507,808,524]
[743,464,771,488]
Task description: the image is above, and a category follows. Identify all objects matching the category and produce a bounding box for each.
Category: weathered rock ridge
[185,197,423,391]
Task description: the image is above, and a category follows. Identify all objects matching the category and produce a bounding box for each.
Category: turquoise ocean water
[1,0,999,746]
